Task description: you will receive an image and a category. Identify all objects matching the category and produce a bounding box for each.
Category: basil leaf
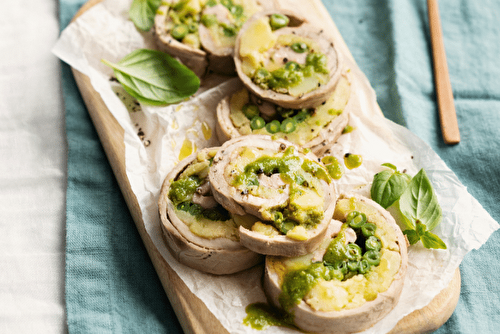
[403,229,420,245]
[102,49,200,106]
[370,164,411,209]
[399,169,442,231]
[421,231,447,249]
[129,0,162,31]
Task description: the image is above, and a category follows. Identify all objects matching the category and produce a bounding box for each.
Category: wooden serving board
[71,1,461,333]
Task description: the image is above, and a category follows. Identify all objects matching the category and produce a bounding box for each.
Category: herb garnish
[370,163,411,209]
[129,0,162,31]
[371,165,447,249]
[102,49,200,106]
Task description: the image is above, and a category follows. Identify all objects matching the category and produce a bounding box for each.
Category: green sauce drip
[344,153,363,170]
[342,124,355,134]
[243,303,294,331]
[321,155,344,180]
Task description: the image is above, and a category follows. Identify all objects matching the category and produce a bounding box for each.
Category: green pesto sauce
[233,147,331,187]
[322,224,349,264]
[168,176,202,206]
[344,153,363,170]
[278,220,382,311]
[252,52,329,92]
[279,262,344,312]
[243,303,295,331]
[168,156,230,222]
[342,124,355,134]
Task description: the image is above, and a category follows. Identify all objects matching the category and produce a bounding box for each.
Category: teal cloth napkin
[61,0,500,333]
[60,1,182,333]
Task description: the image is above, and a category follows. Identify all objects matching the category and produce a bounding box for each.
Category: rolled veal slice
[234,10,342,109]
[158,147,262,275]
[208,135,336,257]
[264,193,408,334]
[216,73,351,155]
[154,0,263,76]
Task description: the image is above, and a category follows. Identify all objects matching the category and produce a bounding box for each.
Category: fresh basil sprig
[371,165,446,250]
[102,49,200,106]
[370,163,411,209]
[129,0,162,31]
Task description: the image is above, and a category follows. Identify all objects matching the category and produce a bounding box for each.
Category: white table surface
[0,1,67,333]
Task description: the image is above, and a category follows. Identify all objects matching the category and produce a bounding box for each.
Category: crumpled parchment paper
[53,0,499,333]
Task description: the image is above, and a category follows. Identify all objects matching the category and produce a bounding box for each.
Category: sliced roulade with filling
[216,72,351,155]
[158,147,263,275]
[234,10,342,109]
[264,193,408,334]
[154,0,264,76]
[208,135,336,257]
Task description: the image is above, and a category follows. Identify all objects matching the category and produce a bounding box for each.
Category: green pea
[201,13,218,27]
[365,236,381,251]
[346,211,367,228]
[242,104,260,119]
[230,4,244,17]
[345,243,362,261]
[221,23,237,37]
[221,0,234,8]
[291,42,308,53]
[279,221,296,234]
[171,24,189,40]
[358,259,371,274]
[177,201,190,212]
[250,116,266,130]
[280,118,297,133]
[269,13,289,30]
[363,250,381,266]
[284,61,300,71]
[253,68,271,88]
[347,261,359,272]
[361,222,377,237]
[331,261,348,275]
[293,110,309,123]
[274,211,284,223]
[266,120,281,134]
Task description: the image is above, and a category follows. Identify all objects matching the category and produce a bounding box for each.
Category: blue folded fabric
[60,1,182,333]
[61,0,500,333]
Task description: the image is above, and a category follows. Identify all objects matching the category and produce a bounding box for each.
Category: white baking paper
[53,0,499,333]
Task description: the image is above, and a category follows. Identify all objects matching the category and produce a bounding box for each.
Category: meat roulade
[215,73,351,155]
[263,193,408,333]
[158,147,263,275]
[154,0,264,77]
[234,10,342,109]
[208,135,336,257]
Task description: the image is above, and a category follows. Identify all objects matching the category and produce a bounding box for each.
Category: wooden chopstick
[427,0,460,144]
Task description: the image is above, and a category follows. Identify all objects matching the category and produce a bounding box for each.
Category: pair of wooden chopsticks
[427,0,460,144]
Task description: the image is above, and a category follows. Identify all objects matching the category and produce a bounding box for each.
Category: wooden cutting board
[70,1,461,333]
